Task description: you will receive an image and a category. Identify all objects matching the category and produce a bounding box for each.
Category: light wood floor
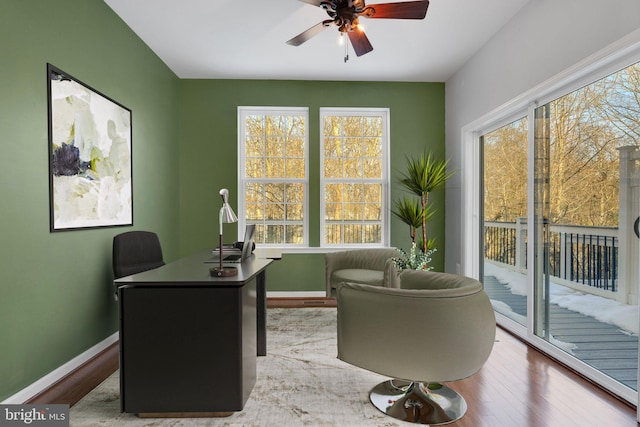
[452,327,637,426]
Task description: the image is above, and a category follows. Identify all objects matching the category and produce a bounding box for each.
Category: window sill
[258,245,395,255]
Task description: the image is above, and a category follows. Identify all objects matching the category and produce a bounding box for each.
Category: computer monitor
[235,224,256,263]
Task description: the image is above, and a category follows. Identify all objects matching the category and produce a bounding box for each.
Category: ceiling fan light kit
[286,0,429,61]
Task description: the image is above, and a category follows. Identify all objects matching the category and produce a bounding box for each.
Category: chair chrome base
[369,380,467,425]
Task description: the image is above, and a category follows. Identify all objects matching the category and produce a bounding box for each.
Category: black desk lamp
[211,188,238,277]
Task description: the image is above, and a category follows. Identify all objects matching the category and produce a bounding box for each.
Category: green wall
[0,0,446,402]
[0,1,180,400]
[178,80,446,292]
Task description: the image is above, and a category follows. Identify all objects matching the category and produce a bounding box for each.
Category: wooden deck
[484,275,638,391]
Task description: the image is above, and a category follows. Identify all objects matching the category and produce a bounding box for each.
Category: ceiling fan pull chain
[344,34,349,63]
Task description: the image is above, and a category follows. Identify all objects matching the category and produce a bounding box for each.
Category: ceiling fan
[286,0,430,60]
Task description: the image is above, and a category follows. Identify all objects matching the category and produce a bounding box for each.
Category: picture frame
[47,63,133,231]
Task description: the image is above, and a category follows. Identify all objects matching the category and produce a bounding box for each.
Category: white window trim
[237,106,310,246]
[319,107,391,248]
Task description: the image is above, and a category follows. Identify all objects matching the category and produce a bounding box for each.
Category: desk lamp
[211,188,238,277]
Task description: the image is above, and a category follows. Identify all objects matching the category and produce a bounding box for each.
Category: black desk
[115,251,272,415]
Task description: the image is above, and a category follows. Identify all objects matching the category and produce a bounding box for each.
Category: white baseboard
[267,291,326,298]
[1,332,119,404]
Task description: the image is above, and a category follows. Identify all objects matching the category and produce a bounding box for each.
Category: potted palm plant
[392,149,454,270]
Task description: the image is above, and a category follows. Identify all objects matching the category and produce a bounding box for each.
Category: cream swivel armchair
[336,269,496,425]
[325,248,399,297]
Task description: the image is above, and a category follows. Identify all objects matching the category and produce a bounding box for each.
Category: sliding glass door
[532,67,640,392]
[480,60,640,402]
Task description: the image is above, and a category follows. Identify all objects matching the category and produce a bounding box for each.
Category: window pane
[364,203,381,220]
[364,184,381,202]
[343,158,363,178]
[254,224,266,244]
[287,137,305,157]
[245,115,265,138]
[364,117,382,136]
[324,203,341,221]
[344,137,363,157]
[285,183,304,202]
[364,224,381,243]
[245,158,265,178]
[482,117,528,327]
[245,135,264,157]
[266,158,284,178]
[246,203,263,221]
[325,183,342,202]
[285,225,304,244]
[343,184,363,202]
[364,158,382,178]
[344,203,363,220]
[286,204,303,221]
[265,224,284,243]
[266,136,285,157]
[265,183,284,202]
[265,116,284,136]
[343,224,363,244]
[324,158,343,178]
[324,137,343,157]
[325,224,342,244]
[245,183,263,202]
[365,137,382,156]
[285,159,304,178]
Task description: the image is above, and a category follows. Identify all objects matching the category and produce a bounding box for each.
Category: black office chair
[112,231,165,279]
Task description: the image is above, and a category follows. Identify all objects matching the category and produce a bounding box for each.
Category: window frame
[237,106,309,247]
[319,107,391,248]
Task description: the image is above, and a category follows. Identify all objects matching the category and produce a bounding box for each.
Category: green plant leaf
[399,151,454,195]
[392,197,423,229]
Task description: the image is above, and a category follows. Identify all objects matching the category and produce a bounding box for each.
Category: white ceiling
[103,0,529,82]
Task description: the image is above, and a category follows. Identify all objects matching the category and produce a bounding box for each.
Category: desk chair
[112,231,165,279]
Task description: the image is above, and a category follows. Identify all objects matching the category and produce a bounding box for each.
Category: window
[238,106,390,249]
[320,108,390,247]
[238,107,308,246]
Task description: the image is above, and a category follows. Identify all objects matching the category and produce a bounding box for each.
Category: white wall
[444,0,640,274]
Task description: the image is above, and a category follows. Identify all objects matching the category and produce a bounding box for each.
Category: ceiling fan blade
[347,29,373,57]
[286,21,331,46]
[367,1,429,19]
[296,0,327,7]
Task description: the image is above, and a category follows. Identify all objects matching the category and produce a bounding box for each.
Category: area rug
[70,308,406,426]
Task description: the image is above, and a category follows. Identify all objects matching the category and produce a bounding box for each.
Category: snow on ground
[484,262,639,336]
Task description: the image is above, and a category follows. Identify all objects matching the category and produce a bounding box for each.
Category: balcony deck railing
[485,220,618,293]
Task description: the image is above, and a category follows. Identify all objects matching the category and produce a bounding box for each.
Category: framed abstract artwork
[47,64,133,231]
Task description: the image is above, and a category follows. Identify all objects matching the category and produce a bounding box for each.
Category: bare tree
[484,62,640,229]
